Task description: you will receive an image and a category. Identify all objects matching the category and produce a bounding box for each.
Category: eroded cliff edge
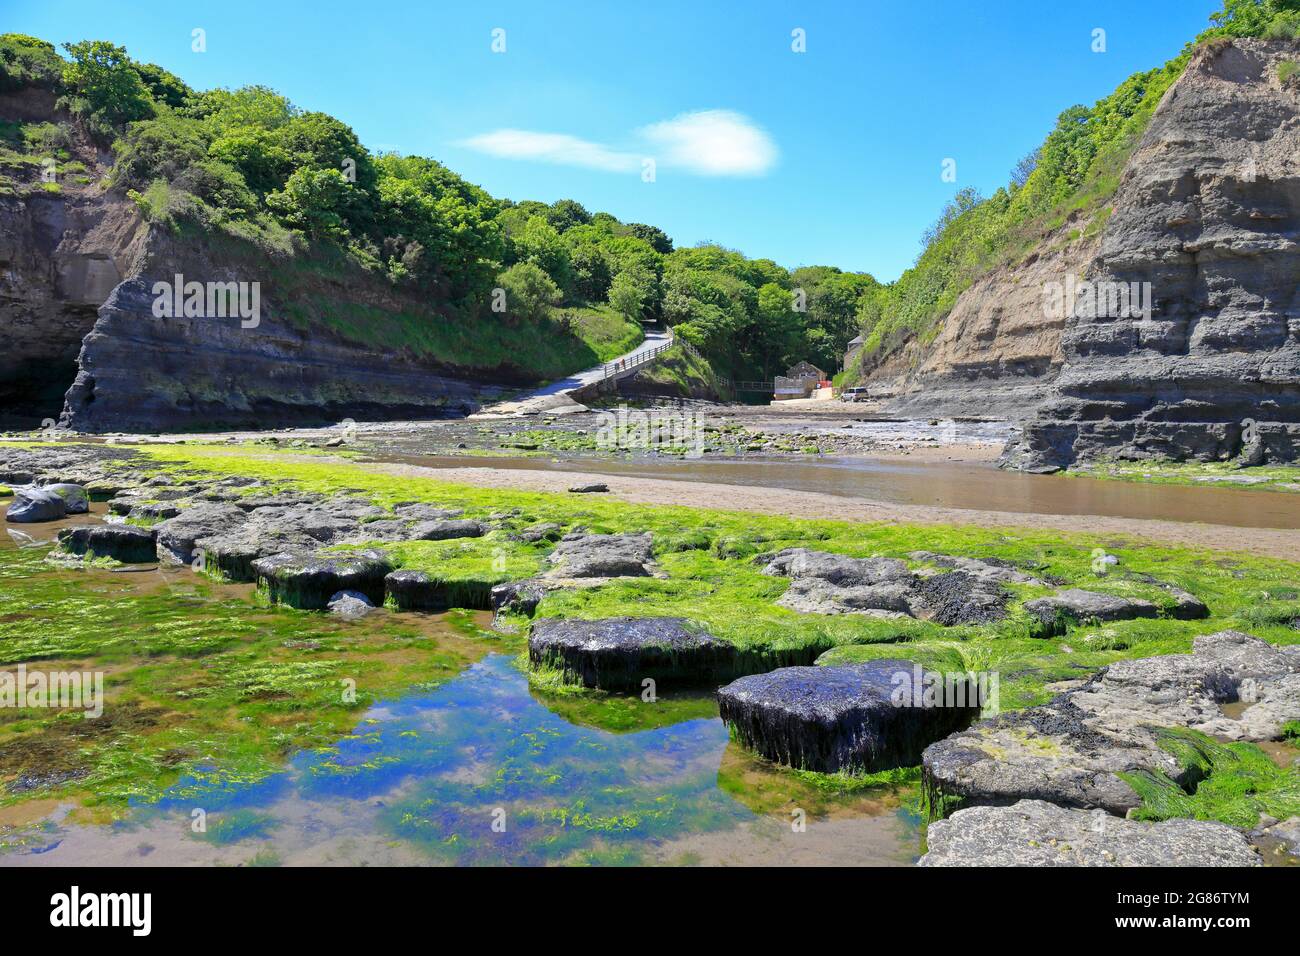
[1002,38,1300,470]
[58,228,506,433]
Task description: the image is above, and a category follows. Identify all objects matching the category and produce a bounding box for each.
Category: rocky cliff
[862,222,1098,419]
[0,89,145,427]
[1002,38,1300,470]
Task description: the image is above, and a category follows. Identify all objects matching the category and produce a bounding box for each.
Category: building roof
[847,334,865,346]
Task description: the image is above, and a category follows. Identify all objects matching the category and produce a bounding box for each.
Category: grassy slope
[618,343,724,398]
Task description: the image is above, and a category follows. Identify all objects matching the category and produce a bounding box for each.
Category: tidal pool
[1,654,919,867]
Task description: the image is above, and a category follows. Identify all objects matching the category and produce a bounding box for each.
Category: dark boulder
[529,616,738,690]
[253,549,393,610]
[718,660,983,774]
[6,487,66,523]
[58,524,158,564]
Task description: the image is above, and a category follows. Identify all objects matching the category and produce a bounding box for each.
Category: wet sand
[360,459,1300,561]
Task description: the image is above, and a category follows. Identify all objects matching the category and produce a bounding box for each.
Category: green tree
[266,166,357,240]
[607,271,645,321]
[497,261,560,322]
[61,40,153,127]
[546,198,591,233]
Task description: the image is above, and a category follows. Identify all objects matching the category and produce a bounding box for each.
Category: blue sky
[9,0,1222,280]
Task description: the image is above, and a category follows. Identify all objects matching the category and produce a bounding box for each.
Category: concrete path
[475,327,672,417]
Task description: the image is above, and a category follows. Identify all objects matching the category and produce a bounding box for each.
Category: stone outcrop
[58,524,158,564]
[921,799,1260,867]
[1004,39,1300,469]
[923,631,1300,816]
[252,549,394,610]
[759,548,1017,624]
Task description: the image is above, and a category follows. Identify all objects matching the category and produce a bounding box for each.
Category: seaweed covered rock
[920,800,1260,867]
[58,524,158,564]
[253,549,393,610]
[491,579,547,620]
[409,518,484,541]
[923,632,1300,816]
[718,660,984,774]
[1023,589,1159,634]
[760,548,1011,624]
[545,532,657,579]
[529,616,736,690]
[5,487,66,523]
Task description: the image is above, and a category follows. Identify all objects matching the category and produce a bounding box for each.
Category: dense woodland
[0,0,1296,386]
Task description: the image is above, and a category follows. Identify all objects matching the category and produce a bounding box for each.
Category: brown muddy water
[369,453,1300,531]
[0,506,918,866]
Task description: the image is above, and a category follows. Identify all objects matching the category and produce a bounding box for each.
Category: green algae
[1119,729,1300,829]
[0,543,493,815]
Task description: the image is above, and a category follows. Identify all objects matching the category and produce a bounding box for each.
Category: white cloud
[460,110,777,178]
[640,110,777,177]
[458,129,639,173]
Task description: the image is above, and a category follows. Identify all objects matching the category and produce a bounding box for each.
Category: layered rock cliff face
[0,89,145,427]
[60,230,500,433]
[1002,38,1300,470]
[863,223,1098,419]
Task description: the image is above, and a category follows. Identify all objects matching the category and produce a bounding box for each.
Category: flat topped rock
[252,549,393,610]
[718,661,984,774]
[154,503,250,563]
[383,568,496,611]
[908,551,1043,585]
[545,532,657,580]
[58,524,158,564]
[529,616,735,690]
[921,800,1260,867]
